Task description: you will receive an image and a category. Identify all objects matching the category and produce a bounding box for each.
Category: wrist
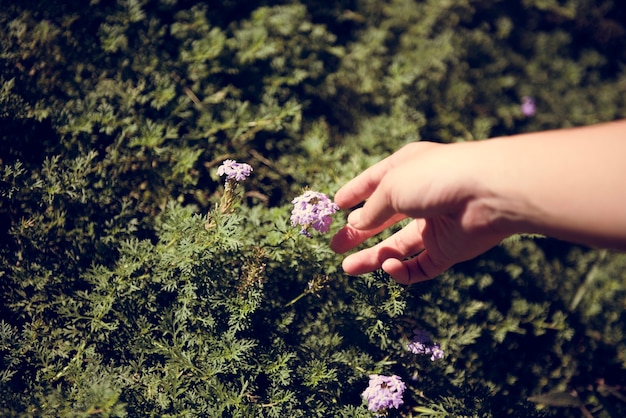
[469,136,541,239]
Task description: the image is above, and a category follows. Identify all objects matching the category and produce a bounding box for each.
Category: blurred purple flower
[217,160,253,182]
[362,374,406,413]
[407,329,444,361]
[521,96,536,117]
[290,190,339,237]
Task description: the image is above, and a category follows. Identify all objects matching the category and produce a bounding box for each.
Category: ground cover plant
[1,0,626,416]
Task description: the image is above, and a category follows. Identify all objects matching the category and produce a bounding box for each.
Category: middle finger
[340,219,426,276]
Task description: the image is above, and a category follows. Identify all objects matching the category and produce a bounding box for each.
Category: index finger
[334,142,437,210]
[333,160,390,210]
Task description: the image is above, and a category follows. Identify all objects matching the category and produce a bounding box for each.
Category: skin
[330,119,626,284]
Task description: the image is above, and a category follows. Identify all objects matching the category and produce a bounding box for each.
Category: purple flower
[217,160,253,182]
[362,374,406,413]
[428,344,444,361]
[407,329,444,361]
[521,96,536,117]
[290,190,339,237]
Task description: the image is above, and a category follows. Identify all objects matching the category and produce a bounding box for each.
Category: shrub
[1,0,625,416]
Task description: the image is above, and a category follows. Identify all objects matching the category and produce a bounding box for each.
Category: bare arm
[481,119,626,250]
[331,120,626,284]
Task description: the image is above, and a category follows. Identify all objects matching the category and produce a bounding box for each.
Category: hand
[330,141,509,284]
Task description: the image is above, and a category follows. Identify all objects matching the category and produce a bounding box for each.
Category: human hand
[330,141,509,284]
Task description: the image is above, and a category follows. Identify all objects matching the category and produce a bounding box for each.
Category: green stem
[284,291,308,307]
[569,249,608,312]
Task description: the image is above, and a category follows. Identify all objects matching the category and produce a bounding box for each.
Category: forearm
[481,120,626,250]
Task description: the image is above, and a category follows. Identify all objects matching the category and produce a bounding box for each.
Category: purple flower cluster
[407,329,444,361]
[361,374,406,414]
[521,96,536,117]
[290,190,339,237]
[217,159,253,183]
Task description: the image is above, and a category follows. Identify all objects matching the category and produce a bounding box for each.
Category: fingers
[333,142,448,282]
[347,173,401,230]
[330,212,407,254]
[334,164,384,210]
[349,162,432,231]
[334,142,438,210]
[381,252,449,285]
[340,219,426,276]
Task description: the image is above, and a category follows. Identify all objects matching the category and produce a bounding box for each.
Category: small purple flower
[428,344,444,361]
[362,374,406,413]
[521,96,536,117]
[290,190,339,237]
[217,160,253,182]
[407,329,444,361]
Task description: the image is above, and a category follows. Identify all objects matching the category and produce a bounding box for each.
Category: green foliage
[1,0,626,416]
